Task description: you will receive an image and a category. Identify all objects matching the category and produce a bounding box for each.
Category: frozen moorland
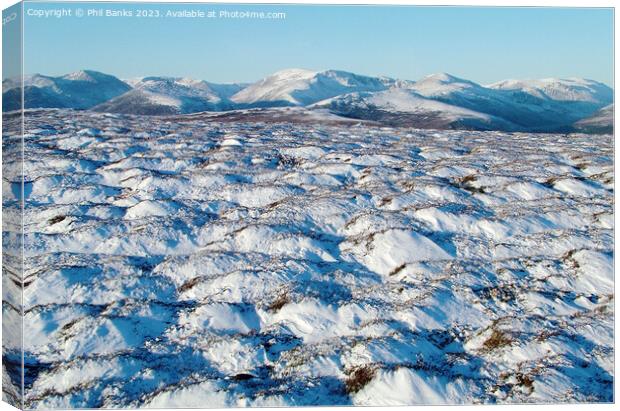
[2,108,614,408]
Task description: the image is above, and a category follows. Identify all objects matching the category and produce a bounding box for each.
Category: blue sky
[22,2,614,85]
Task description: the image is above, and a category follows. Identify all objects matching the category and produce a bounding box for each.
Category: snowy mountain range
[2,68,613,132]
[94,76,245,115]
[230,68,391,106]
[2,70,131,111]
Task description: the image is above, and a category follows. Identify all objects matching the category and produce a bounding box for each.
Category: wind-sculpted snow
[2,109,613,408]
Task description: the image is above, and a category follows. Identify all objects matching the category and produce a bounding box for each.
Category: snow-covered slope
[135,76,244,102]
[92,89,190,115]
[574,104,614,134]
[4,109,612,408]
[93,77,243,114]
[179,106,377,126]
[400,73,610,131]
[136,77,225,102]
[405,72,479,97]
[2,70,131,111]
[231,69,390,106]
[315,87,519,130]
[2,86,70,111]
[227,71,613,132]
[487,77,613,104]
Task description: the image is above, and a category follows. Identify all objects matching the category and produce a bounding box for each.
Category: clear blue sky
[22,2,614,86]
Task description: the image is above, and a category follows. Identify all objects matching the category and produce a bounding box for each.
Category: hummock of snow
[124,200,180,220]
[4,109,613,409]
[220,138,244,147]
[76,127,103,137]
[354,368,475,405]
[145,381,230,408]
[359,229,453,275]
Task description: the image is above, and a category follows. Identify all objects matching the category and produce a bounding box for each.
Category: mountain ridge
[2,70,131,111]
[2,69,613,133]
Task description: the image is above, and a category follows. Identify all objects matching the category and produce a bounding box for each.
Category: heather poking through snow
[2,109,613,408]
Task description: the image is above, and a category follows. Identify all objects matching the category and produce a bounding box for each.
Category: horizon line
[9,67,614,88]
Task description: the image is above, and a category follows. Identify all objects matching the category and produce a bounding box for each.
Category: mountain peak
[3,68,613,133]
[421,72,468,84]
[270,68,318,80]
[488,77,605,89]
[62,70,112,82]
[409,72,479,98]
[487,77,613,104]
[232,68,387,106]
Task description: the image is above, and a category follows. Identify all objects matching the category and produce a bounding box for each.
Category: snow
[487,77,613,103]
[552,177,607,197]
[313,86,519,130]
[231,69,388,106]
[354,368,474,405]
[134,77,222,103]
[231,68,319,104]
[364,88,491,120]
[407,72,478,97]
[575,104,613,132]
[76,127,103,137]
[142,90,183,107]
[91,76,245,114]
[62,70,110,83]
[5,69,612,133]
[179,303,261,335]
[4,108,613,408]
[571,250,614,295]
[3,71,132,110]
[359,229,453,276]
[220,138,243,147]
[145,381,230,408]
[124,200,180,220]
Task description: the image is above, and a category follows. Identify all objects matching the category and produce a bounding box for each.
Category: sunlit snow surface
[2,109,614,408]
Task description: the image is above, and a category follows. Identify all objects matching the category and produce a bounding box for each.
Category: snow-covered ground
[2,109,614,408]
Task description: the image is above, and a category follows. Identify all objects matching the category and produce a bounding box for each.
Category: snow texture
[1,108,614,408]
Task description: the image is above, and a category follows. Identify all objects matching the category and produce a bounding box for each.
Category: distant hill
[573,104,613,134]
[92,77,244,115]
[230,68,390,107]
[2,68,613,133]
[2,70,131,110]
[312,87,521,131]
